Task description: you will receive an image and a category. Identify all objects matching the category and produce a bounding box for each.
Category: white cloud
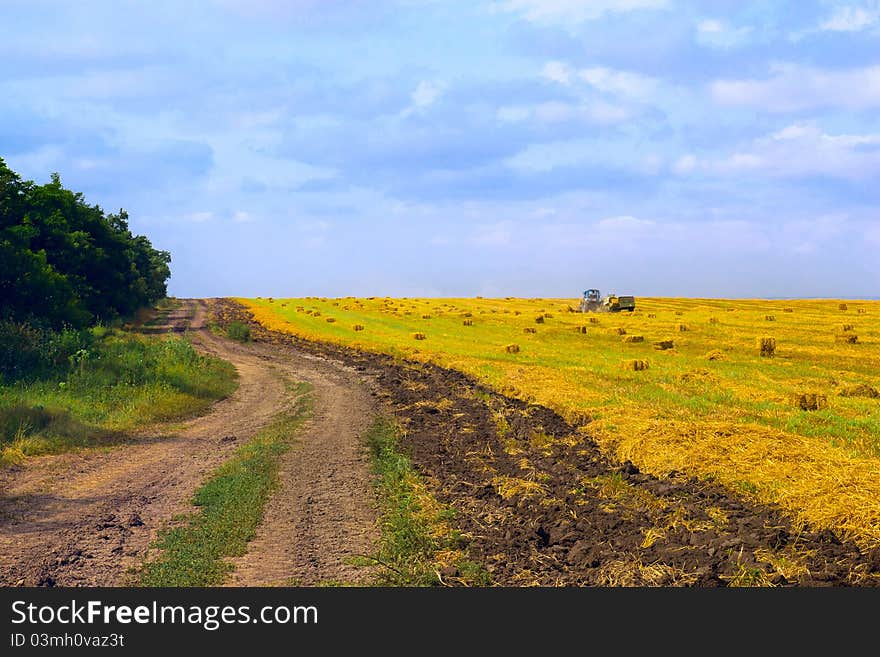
[497,0,668,25]
[595,215,655,232]
[673,154,697,175]
[496,105,532,122]
[820,4,880,32]
[712,122,880,180]
[497,100,631,127]
[542,61,573,85]
[711,64,880,112]
[534,101,577,122]
[543,62,660,102]
[579,67,658,99]
[233,210,254,223]
[412,80,445,109]
[695,18,752,49]
[400,80,447,118]
[186,211,214,222]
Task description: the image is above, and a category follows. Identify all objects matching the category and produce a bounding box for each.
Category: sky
[2,0,879,299]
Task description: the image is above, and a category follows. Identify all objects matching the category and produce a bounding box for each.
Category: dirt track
[0,300,379,587]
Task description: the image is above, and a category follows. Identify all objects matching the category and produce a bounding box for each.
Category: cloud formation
[1,0,877,298]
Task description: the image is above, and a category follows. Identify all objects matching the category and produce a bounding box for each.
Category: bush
[225,321,251,342]
[0,321,92,383]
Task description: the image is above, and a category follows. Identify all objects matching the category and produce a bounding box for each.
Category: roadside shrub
[0,321,92,383]
[225,321,251,342]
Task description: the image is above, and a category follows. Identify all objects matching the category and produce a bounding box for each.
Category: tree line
[0,157,171,330]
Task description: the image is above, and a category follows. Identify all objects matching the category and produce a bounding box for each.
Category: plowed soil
[216,298,880,587]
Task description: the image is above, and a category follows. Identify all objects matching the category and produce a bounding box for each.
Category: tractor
[579,289,636,313]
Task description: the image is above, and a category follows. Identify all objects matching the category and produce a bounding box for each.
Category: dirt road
[0,300,379,587]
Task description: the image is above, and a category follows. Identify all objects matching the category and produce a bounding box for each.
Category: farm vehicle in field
[579,289,636,313]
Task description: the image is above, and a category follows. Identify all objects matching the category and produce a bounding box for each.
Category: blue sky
[2,0,879,298]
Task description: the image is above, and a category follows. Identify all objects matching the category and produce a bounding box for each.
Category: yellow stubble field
[240,296,880,549]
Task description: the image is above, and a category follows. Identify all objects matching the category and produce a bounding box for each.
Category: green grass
[0,328,238,465]
[225,321,251,342]
[136,383,312,586]
[364,416,490,586]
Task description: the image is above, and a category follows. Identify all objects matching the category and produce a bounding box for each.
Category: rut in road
[0,299,379,587]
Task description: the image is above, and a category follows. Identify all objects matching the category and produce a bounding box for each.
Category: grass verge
[136,383,312,586]
[0,329,237,466]
[364,416,489,586]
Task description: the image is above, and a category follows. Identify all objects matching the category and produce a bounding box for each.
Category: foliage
[0,157,170,330]
[225,321,251,342]
[0,329,237,464]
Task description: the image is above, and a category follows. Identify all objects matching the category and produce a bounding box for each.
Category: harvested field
[240,295,880,555]
[219,299,880,586]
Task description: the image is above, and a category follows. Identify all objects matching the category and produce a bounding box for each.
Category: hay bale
[462,319,473,326]
[857,308,867,314]
[514,310,522,315]
[352,324,365,331]
[312,311,321,317]
[839,303,848,311]
[623,359,649,371]
[841,324,854,332]
[412,332,426,340]
[838,384,879,399]
[765,315,775,321]
[576,326,588,334]
[791,393,827,411]
[535,315,545,324]
[523,327,537,334]
[613,327,627,335]
[543,312,553,319]
[705,349,725,361]
[708,317,718,324]
[674,311,683,316]
[623,335,644,343]
[783,308,793,313]
[326,317,336,323]
[505,344,521,354]
[461,312,472,318]
[757,337,776,357]
[589,317,600,324]
[647,313,656,319]
[654,340,674,350]
[422,314,432,319]
[677,324,689,332]
[835,333,859,344]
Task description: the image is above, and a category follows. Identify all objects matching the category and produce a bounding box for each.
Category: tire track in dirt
[0,299,379,587]
[225,349,379,586]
